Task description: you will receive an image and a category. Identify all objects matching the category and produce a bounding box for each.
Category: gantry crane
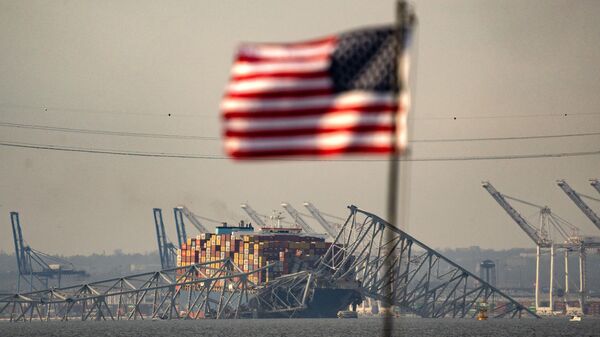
[155,206,221,268]
[10,212,87,292]
[482,182,553,247]
[280,203,316,234]
[240,203,267,227]
[153,208,177,269]
[557,180,600,232]
[482,182,586,314]
[302,202,340,239]
[173,207,187,249]
[175,205,211,233]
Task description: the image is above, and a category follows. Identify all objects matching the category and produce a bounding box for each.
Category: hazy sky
[1,0,599,255]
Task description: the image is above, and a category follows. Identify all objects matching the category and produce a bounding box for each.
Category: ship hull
[257,288,362,318]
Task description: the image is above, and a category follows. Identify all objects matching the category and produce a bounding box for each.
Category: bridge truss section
[0,258,263,322]
[251,271,314,318]
[317,205,539,319]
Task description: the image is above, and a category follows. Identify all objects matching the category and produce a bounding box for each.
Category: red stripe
[223,104,400,120]
[231,70,329,82]
[236,54,330,63]
[226,88,333,99]
[227,144,393,159]
[231,70,330,81]
[225,125,395,139]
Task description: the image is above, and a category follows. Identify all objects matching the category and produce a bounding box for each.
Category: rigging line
[0,104,214,118]
[0,140,599,162]
[1,103,599,120]
[319,211,346,222]
[0,141,223,159]
[579,193,600,203]
[0,122,219,140]
[412,131,600,143]
[189,211,223,225]
[1,121,599,143]
[413,112,600,120]
[503,194,546,209]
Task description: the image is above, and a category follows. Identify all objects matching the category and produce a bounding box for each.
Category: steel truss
[2,205,540,321]
[252,271,314,317]
[0,258,264,322]
[317,205,539,318]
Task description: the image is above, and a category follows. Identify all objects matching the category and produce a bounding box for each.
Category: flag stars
[330,28,399,93]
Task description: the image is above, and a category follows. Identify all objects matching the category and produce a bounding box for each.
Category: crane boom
[302,202,339,239]
[10,212,29,274]
[240,203,267,227]
[173,208,187,249]
[280,203,315,233]
[482,182,551,247]
[176,205,210,233]
[557,180,600,232]
[591,179,600,196]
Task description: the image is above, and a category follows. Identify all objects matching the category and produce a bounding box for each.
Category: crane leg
[535,245,540,311]
[579,247,586,313]
[549,245,554,312]
[564,250,569,295]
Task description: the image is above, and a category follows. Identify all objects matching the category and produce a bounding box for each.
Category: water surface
[0,317,598,337]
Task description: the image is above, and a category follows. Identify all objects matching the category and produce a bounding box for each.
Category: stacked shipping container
[177,232,331,284]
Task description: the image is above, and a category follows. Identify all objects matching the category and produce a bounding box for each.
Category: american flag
[221,26,410,159]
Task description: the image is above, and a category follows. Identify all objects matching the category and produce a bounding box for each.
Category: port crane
[175,205,212,233]
[153,208,177,269]
[173,207,187,249]
[482,182,557,314]
[241,203,311,230]
[240,203,267,227]
[482,182,598,315]
[280,202,316,234]
[557,180,600,232]
[302,202,341,239]
[155,206,225,269]
[482,182,554,247]
[10,212,87,292]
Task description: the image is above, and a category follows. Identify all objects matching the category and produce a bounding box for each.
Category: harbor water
[1,317,599,337]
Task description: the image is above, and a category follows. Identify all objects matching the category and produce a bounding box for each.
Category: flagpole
[383,1,410,336]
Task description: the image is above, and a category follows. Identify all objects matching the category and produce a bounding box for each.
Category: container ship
[177,217,362,317]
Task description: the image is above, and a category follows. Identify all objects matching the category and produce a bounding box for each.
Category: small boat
[569,315,582,322]
[337,310,358,319]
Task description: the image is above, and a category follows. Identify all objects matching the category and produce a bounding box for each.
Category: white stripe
[238,41,334,59]
[226,110,393,131]
[225,131,392,152]
[231,60,329,77]
[228,78,331,94]
[222,91,397,113]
